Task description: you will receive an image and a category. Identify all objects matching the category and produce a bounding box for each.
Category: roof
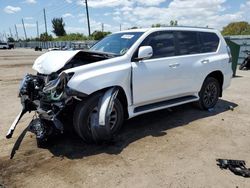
[115,26,218,34]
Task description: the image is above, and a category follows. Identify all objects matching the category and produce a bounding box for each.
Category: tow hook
[91,87,119,142]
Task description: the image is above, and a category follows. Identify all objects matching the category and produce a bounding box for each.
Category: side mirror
[135,46,153,61]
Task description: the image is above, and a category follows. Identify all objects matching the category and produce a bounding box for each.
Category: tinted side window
[177,31,200,55]
[199,32,219,53]
[141,31,175,58]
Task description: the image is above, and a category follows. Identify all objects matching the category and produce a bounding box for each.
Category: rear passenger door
[173,31,203,94]
[174,31,221,95]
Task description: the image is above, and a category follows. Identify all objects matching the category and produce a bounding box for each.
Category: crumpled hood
[33,50,80,74]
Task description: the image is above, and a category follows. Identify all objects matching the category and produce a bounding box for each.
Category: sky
[0,0,250,40]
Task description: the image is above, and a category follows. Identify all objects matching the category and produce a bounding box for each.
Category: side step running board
[134,95,198,113]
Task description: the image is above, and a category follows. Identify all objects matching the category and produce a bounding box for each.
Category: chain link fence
[14,40,97,50]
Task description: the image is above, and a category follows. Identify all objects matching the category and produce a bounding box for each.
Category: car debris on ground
[216,159,250,177]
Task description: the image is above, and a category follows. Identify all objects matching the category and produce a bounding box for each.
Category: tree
[152,23,162,28]
[130,26,138,29]
[222,21,250,35]
[91,31,111,40]
[55,33,88,41]
[52,18,66,37]
[170,20,178,26]
[7,37,15,42]
[40,32,53,41]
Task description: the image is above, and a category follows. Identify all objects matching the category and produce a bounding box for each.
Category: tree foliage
[151,23,162,28]
[52,17,66,37]
[222,22,250,35]
[54,33,89,41]
[7,37,15,42]
[91,31,111,40]
[170,20,178,26]
[40,32,53,41]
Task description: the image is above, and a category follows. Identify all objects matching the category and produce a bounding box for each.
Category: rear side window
[199,32,219,53]
[176,31,200,55]
[141,31,176,58]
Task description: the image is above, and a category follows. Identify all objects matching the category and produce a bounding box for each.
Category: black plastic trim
[134,95,198,113]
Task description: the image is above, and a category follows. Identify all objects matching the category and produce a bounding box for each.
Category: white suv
[7,27,232,145]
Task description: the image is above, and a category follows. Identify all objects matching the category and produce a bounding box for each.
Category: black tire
[197,77,220,110]
[73,93,124,143]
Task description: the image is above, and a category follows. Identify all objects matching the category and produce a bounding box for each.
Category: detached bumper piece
[217,159,250,177]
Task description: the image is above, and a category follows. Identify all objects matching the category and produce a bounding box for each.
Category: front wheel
[73,93,124,143]
[197,77,220,110]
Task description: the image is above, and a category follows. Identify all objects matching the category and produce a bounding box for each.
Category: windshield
[90,32,144,56]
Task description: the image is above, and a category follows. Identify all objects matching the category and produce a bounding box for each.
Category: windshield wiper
[88,51,119,58]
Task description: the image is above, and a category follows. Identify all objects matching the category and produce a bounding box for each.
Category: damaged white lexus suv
[7,27,232,147]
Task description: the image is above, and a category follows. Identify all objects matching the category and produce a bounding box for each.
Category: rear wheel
[73,93,124,143]
[197,77,220,110]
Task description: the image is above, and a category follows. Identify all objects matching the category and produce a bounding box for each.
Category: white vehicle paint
[33,27,232,118]
[0,42,9,49]
[8,27,233,144]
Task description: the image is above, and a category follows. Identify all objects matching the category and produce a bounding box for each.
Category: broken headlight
[43,72,74,101]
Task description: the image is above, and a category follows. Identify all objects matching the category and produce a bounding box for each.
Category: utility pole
[15,24,19,41]
[36,21,39,38]
[9,28,13,38]
[43,8,48,34]
[120,24,122,31]
[84,0,91,36]
[101,23,104,32]
[3,31,7,41]
[22,19,27,40]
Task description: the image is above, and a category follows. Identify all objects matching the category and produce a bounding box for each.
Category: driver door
[132,31,183,106]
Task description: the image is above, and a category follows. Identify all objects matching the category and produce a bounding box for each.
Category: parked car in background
[0,42,9,49]
[7,27,233,147]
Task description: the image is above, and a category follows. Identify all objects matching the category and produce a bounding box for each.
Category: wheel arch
[205,70,224,97]
[87,86,129,119]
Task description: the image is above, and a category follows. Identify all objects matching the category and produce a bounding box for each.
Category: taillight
[227,46,232,63]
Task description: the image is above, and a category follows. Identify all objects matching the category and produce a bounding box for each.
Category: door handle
[169,63,180,68]
[201,59,209,64]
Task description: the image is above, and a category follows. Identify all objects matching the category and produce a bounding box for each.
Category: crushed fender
[91,87,119,142]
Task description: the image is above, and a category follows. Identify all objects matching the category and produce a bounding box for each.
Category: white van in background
[0,42,9,49]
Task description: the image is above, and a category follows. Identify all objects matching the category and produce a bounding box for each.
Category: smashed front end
[6,71,78,145]
[6,50,121,157]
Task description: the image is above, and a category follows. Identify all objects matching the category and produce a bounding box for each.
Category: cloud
[4,6,21,14]
[135,0,165,6]
[77,0,133,8]
[16,23,36,28]
[24,17,34,20]
[65,0,73,3]
[106,0,246,30]
[24,0,37,4]
[62,13,74,18]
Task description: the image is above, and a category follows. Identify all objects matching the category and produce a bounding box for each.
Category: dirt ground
[0,49,250,188]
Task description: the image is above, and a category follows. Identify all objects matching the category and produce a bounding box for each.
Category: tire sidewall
[199,77,220,110]
[73,93,124,143]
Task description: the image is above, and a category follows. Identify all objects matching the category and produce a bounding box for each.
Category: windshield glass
[90,32,144,56]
